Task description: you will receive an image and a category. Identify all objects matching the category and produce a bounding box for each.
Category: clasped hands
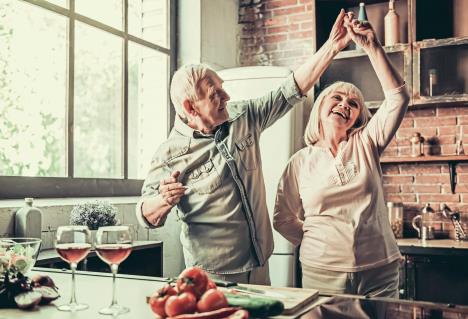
[329,9,380,54]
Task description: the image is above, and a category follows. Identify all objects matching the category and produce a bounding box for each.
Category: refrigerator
[218,66,306,287]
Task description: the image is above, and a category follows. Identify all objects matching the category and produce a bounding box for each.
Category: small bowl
[0,238,42,276]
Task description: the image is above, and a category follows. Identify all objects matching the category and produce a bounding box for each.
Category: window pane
[129,0,169,48]
[0,1,67,177]
[76,0,122,30]
[128,42,168,179]
[74,22,123,178]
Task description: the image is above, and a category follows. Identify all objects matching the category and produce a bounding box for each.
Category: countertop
[397,238,468,256]
[1,268,467,318]
[36,240,163,266]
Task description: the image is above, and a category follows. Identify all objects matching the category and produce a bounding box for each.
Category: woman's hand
[346,18,381,52]
[328,9,352,53]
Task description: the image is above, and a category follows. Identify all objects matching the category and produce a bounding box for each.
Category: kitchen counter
[1,268,467,318]
[397,238,468,256]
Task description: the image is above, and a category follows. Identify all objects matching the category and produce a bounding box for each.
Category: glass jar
[410,132,425,157]
[387,202,403,238]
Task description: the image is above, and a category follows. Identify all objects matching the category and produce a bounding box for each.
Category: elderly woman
[273,20,410,297]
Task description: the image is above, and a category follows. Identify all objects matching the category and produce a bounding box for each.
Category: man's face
[192,71,230,132]
[319,89,361,133]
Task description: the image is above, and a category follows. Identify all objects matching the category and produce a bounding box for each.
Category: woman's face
[319,89,361,134]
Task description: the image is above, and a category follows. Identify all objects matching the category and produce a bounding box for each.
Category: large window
[0,0,175,198]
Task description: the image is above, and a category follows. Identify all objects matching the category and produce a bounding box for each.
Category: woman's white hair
[304,81,371,146]
[169,64,216,119]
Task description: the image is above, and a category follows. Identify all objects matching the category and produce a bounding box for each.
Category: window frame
[0,0,177,199]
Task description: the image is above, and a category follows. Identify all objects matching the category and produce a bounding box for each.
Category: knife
[232,285,288,299]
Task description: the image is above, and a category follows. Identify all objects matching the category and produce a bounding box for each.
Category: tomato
[165,292,197,317]
[196,289,228,313]
[206,279,217,290]
[176,267,209,299]
[149,284,178,317]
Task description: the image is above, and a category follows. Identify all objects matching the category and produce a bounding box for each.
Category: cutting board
[233,284,319,316]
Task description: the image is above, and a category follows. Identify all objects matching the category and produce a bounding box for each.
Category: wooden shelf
[380,155,468,194]
[381,155,468,164]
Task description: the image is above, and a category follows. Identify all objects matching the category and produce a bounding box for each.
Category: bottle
[15,198,43,239]
[384,0,400,46]
[358,2,368,24]
[410,132,425,157]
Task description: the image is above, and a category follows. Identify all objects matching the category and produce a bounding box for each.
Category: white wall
[178,0,240,70]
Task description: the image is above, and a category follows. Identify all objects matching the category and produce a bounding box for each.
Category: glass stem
[110,263,119,306]
[69,262,78,305]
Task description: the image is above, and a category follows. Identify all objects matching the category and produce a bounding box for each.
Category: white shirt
[274,85,410,272]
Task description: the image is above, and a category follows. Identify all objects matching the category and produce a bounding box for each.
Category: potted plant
[69,200,118,231]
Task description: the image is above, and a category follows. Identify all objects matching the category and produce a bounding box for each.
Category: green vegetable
[224,293,284,317]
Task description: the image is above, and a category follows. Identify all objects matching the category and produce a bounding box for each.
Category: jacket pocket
[185,159,221,194]
[235,133,258,171]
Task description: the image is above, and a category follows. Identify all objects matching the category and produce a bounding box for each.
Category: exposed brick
[401,184,441,193]
[396,127,437,139]
[306,3,312,10]
[441,145,457,155]
[299,0,312,3]
[273,6,306,16]
[406,108,436,118]
[419,194,460,203]
[301,22,313,30]
[264,16,288,26]
[438,126,458,136]
[399,164,442,174]
[436,135,456,144]
[264,34,288,43]
[384,185,401,193]
[399,118,414,128]
[266,0,298,10]
[381,164,399,174]
[288,30,313,40]
[384,194,417,203]
[459,116,468,125]
[289,13,313,23]
[382,147,398,157]
[414,117,456,128]
[267,24,299,34]
[442,183,468,194]
[415,175,451,184]
[437,106,468,116]
[383,175,414,184]
[399,146,413,156]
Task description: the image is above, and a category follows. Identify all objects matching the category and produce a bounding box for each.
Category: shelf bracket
[448,162,457,194]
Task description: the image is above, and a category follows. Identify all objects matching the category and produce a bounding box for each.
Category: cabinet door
[406,255,468,305]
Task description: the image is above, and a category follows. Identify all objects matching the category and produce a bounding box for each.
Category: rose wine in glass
[95,226,132,315]
[55,225,92,312]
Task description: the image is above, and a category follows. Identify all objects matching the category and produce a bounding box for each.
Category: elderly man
[136,10,352,284]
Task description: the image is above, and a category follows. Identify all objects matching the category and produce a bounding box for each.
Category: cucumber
[224,292,284,318]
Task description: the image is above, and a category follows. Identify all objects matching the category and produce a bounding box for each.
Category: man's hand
[142,171,188,226]
[159,171,188,207]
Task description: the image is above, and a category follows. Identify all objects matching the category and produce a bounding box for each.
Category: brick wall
[239,0,314,68]
[382,106,468,237]
[238,1,468,238]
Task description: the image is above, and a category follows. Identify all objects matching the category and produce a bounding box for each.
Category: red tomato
[206,279,217,290]
[176,267,209,299]
[165,292,197,317]
[196,289,228,313]
[149,285,178,317]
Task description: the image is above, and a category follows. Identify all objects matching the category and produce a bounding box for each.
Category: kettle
[412,203,435,240]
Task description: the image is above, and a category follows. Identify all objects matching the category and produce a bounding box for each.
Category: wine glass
[95,225,133,315]
[55,225,92,311]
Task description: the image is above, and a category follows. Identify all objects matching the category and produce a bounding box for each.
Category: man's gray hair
[170,64,216,119]
[304,81,371,146]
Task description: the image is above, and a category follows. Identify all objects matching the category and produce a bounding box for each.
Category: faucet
[441,204,466,241]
